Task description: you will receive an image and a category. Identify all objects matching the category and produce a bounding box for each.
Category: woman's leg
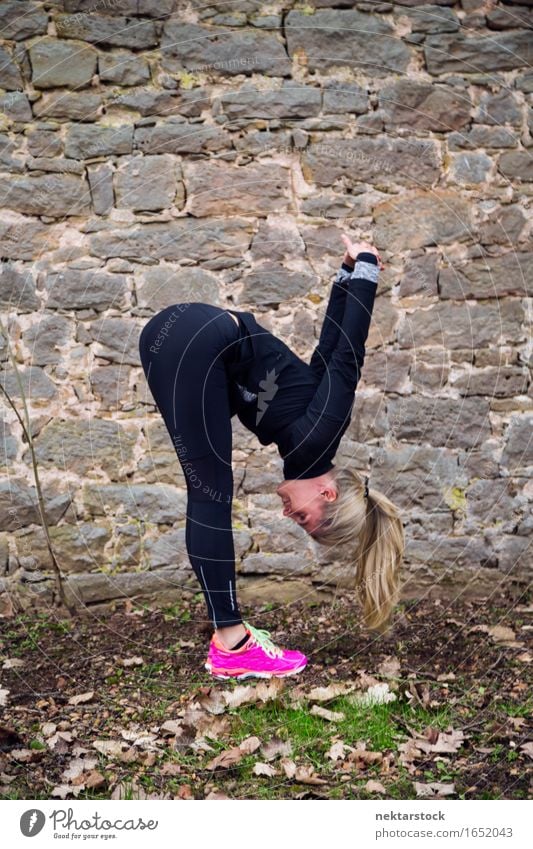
[138,303,246,637]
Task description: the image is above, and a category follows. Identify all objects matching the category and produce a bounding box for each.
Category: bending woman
[138,234,405,681]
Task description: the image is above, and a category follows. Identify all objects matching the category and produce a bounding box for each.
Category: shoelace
[242,620,284,659]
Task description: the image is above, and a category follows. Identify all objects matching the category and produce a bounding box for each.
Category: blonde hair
[310,467,405,633]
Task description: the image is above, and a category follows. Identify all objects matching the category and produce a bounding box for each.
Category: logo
[20,809,46,837]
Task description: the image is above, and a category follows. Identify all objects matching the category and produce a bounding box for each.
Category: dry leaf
[365,780,386,794]
[93,740,127,757]
[280,757,297,778]
[205,790,230,799]
[305,682,356,702]
[85,771,106,789]
[52,784,84,799]
[0,690,9,707]
[41,722,56,738]
[520,741,533,759]
[2,658,24,669]
[377,656,401,679]
[239,736,262,755]
[160,720,183,735]
[120,657,144,667]
[350,683,397,706]
[326,740,353,761]
[253,762,278,777]
[206,746,244,770]
[415,781,456,798]
[260,738,292,761]
[68,691,94,706]
[310,704,345,722]
[413,728,465,754]
[196,687,227,715]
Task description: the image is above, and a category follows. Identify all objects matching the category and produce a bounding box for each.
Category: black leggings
[138,302,244,628]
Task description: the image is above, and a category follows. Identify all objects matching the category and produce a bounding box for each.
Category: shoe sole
[204,661,308,681]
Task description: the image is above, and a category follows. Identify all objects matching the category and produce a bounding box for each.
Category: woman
[138,233,405,680]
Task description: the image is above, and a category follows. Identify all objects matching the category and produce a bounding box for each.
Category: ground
[0,588,531,801]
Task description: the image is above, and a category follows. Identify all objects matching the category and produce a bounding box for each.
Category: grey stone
[63,566,191,607]
[387,395,491,448]
[98,51,151,86]
[302,137,440,189]
[0,418,18,465]
[449,151,493,184]
[322,80,368,114]
[0,46,23,89]
[18,522,112,574]
[370,444,467,512]
[397,300,525,349]
[23,314,72,365]
[0,263,39,310]
[114,155,184,212]
[33,91,102,122]
[498,151,533,181]
[220,81,322,120]
[0,92,32,123]
[494,534,530,580]
[110,88,209,119]
[400,253,439,297]
[451,367,528,398]
[55,13,159,49]
[250,220,306,263]
[448,125,519,149]
[487,5,533,30]
[65,124,133,159]
[0,365,57,401]
[285,10,411,76]
[405,533,498,573]
[64,0,178,15]
[0,1,48,40]
[240,552,313,575]
[439,252,533,298]
[0,215,53,261]
[183,161,290,217]
[424,31,533,74]
[160,21,291,77]
[0,173,91,217]
[237,265,316,306]
[88,317,142,366]
[83,483,187,524]
[29,38,98,89]
[89,218,252,263]
[0,478,72,530]
[501,415,533,473]
[379,80,471,131]
[345,393,388,441]
[136,266,220,312]
[27,157,85,175]
[464,478,521,530]
[479,204,527,245]
[45,268,128,312]
[31,419,137,476]
[474,89,522,127]
[233,130,293,157]
[26,129,63,158]
[87,162,114,216]
[402,4,460,32]
[361,350,412,393]
[90,364,133,410]
[134,119,228,156]
[374,190,473,251]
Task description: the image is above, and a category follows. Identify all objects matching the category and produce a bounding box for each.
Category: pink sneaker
[205,620,308,680]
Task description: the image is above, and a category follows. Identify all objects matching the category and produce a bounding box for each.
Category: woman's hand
[341,234,385,270]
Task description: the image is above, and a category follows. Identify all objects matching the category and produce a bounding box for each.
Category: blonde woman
[138,234,404,680]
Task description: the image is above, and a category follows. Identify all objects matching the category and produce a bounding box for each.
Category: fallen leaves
[68,691,94,706]
[310,704,345,722]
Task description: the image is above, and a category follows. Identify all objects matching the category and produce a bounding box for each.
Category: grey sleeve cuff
[335,266,352,283]
[350,260,380,284]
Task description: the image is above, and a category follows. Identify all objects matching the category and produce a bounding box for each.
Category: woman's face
[276,474,338,535]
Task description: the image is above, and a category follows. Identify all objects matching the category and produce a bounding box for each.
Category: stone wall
[0,0,531,617]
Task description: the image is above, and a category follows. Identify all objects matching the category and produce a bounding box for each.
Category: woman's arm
[283,245,380,479]
[308,235,384,383]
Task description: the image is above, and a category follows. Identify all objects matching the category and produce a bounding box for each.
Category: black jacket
[225,252,380,479]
